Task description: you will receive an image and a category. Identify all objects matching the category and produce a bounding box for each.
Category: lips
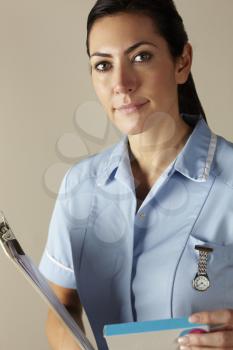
[117,101,148,110]
[115,101,149,114]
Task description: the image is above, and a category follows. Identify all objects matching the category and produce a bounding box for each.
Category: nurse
[39,0,233,349]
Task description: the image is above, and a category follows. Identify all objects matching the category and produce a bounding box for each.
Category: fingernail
[189,314,200,323]
[178,336,190,345]
[179,347,189,350]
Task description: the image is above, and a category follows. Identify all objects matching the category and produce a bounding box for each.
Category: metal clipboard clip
[0,211,25,258]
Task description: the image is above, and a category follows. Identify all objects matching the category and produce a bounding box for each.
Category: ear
[175,43,193,84]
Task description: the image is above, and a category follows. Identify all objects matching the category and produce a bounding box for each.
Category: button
[139,212,145,219]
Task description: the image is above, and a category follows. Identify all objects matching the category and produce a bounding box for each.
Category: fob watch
[192,245,213,292]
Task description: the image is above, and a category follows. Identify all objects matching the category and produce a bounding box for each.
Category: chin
[113,117,147,135]
[126,128,145,136]
[119,118,153,135]
[117,125,146,136]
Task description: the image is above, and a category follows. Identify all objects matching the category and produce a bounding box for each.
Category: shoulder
[214,134,233,188]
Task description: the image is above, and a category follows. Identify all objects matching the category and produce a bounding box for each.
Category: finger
[178,329,233,348]
[189,309,233,325]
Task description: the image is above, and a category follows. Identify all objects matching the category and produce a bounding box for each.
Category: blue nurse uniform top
[39,114,233,350]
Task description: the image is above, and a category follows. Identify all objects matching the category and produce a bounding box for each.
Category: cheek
[93,78,111,108]
[146,69,177,106]
[148,67,175,89]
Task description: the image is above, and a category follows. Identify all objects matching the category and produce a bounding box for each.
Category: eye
[94,61,112,73]
[133,52,152,63]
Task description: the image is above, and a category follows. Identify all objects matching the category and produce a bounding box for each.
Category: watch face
[193,275,210,291]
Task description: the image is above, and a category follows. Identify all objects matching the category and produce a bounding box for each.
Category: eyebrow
[89,41,158,59]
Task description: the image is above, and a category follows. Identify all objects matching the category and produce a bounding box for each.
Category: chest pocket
[172,234,233,317]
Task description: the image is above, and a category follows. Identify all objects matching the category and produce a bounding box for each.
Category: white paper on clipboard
[0,211,96,350]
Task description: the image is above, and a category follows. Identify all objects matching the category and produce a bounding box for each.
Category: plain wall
[0,1,233,349]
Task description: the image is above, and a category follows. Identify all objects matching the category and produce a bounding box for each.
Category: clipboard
[0,211,95,350]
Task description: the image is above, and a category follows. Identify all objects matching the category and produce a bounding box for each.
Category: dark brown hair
[86,0,207,121]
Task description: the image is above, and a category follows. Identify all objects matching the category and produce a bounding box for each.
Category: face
[89,12,191,135]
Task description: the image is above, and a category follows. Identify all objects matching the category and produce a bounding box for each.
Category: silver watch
[192,245,213,292]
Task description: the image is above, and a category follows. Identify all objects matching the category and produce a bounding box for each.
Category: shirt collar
[173,114,217,182]
[97,114,217,186]
[97,135,129,186]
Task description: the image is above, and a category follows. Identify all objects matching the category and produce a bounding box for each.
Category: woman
[39,1,233,349]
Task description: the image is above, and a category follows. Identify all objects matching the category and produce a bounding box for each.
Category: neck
[128,113,193,179]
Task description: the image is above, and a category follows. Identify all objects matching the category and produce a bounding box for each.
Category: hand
[60,327,82,350]
[178,309,233,349]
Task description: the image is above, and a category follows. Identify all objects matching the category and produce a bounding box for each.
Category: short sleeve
[39,170,77,289]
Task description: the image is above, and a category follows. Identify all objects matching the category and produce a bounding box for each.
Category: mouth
[116,101,149,115]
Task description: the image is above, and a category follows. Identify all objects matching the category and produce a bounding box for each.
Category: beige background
[0,1,232,349]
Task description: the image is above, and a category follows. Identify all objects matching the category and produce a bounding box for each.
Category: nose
[112,62,137,95]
